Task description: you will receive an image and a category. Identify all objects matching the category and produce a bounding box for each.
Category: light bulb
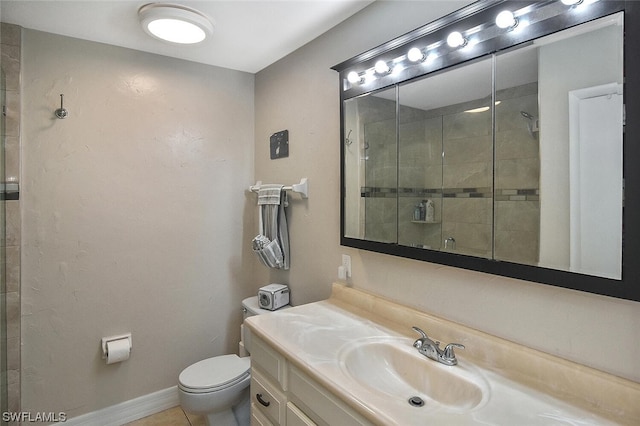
[495,10,517,29]
[347,71,362,84]
[375,60,391,74]
[447,31,467,48]
[407,47,425,62]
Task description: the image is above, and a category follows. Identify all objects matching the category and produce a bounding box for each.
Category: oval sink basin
[338,336,489,412]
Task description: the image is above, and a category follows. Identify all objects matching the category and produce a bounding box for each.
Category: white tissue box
[258,284,290,311]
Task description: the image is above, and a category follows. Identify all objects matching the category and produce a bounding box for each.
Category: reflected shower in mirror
[398,58,493,257]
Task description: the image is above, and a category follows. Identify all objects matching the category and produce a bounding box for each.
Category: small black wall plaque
[270,130,289,159]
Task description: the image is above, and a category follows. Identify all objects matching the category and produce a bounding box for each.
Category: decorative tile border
[361,186,536,200]
[495,188,539,201]
[443,187,491,198]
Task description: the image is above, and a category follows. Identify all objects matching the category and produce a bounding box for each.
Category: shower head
[520,111,539,139]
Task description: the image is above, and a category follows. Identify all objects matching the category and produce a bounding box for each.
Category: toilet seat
[179,354,250,394]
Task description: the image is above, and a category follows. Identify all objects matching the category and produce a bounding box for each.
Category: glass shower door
[0,67,8,421]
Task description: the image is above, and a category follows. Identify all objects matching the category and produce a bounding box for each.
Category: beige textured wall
[255,1,640,382]
[21,30,256,416]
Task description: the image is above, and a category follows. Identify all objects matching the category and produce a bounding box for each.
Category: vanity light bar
[341,0,600,91]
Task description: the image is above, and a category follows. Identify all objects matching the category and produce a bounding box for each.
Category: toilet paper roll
[106,338,131,364]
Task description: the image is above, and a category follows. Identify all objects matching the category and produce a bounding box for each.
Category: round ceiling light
[138,3,214,44]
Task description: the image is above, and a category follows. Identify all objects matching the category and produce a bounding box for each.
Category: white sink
[338,336,490,412]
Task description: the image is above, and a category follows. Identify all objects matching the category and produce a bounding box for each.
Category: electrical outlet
[341,254,352,278]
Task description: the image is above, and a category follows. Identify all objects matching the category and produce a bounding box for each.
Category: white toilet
[178,296,289,426]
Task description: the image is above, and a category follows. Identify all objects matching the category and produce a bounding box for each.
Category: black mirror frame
[333,0,640,302]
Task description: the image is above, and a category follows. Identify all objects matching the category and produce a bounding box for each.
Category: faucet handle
[412,327,427,349]
[412,326,427,339]
[443,343,465,361]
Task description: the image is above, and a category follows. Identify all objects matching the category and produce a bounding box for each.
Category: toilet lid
[179,355,250,393]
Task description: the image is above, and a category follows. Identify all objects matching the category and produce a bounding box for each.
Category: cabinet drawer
[251,403,274,426]
[286,402,317,426]
[251,335,288,389]
[289,366,371,426]
[251,368,287,425]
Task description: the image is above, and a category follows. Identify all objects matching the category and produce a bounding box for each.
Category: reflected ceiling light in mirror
[466,106,490,113]
[138,3,214,44]
[447,31,467,48]
[496,10,518,29]
[465,101,501,113]
[374,60,391,74]
[407,47,426,62]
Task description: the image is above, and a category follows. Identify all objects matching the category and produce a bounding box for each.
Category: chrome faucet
[412,326,465,366]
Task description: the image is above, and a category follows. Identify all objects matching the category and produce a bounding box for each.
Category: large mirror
[336,1,640,301]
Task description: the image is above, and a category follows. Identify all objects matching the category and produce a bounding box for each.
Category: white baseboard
[64,386,180,426]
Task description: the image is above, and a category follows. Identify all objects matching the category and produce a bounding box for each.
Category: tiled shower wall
[494,83,540,264]
[1,22,22,415]
[361,83,539,264]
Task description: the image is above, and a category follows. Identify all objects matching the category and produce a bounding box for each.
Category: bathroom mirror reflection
[343,12,624,280]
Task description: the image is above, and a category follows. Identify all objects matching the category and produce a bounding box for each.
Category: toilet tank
[242,295,273,320]
[239,296,290,356]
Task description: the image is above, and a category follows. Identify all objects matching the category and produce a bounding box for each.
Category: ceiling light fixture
[138,3,214,44]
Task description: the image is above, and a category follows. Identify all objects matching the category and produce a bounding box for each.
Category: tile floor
[124,406,205,426]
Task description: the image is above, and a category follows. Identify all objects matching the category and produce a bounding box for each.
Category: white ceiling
[0,0,374,73]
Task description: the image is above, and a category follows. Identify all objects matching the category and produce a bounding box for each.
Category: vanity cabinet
[250,335,371,426]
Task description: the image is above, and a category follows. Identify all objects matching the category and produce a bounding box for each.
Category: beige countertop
[246,283,640,425]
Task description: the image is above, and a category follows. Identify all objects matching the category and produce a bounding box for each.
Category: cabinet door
[286,402,317,426]
[288,366,371,426]
[252,336,288,390]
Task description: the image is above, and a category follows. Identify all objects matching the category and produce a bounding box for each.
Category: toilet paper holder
[101,333,132,360]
